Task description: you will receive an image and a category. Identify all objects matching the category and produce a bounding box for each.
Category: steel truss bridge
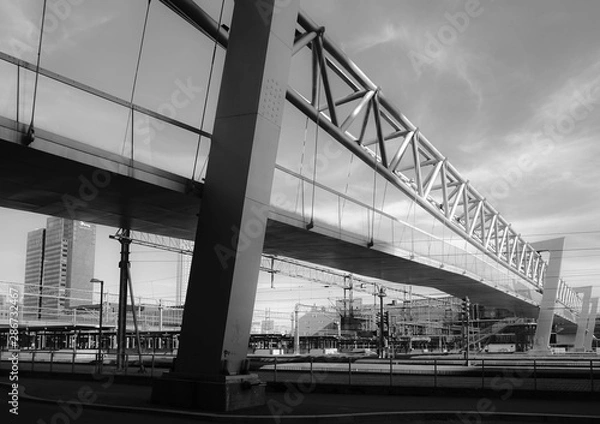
[0,0,587,334]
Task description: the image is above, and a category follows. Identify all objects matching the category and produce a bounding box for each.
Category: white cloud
[531,54,600,126]
[43,13,113,55]
[343,18,493,109]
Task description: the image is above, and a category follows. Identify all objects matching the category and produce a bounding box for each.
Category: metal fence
[0,349,174,378]
[255,356,600,394]
[4,350,598,394]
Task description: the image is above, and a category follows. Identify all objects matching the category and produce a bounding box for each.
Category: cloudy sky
[0,0,599,324]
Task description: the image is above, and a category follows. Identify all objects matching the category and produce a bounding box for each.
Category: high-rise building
[23,218,96,320]
[23,228,46,320]
[0,293,7,321]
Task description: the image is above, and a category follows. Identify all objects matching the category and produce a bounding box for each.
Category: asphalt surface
[2,375,600,424]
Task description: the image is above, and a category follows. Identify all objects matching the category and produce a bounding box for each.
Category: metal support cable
[122,0,152,163]
[192,0,225,181]
[26,0,48,144]
[298,116,310,220]
[340,152,355,222]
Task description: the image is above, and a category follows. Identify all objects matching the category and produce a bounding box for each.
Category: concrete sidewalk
[3,376,600,423]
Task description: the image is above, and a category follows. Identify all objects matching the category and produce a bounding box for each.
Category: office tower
[24,218,96,320]
[23,228,46,320]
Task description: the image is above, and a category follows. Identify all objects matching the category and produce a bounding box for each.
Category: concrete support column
[584,297,598,351]
[117,230,131,370]
[530,238,565,354]
[574,286,592,351]
[152,0,299,411]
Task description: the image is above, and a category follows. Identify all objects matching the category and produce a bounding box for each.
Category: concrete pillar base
[151,373,265,411]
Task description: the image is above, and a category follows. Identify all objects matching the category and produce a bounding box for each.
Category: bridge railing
[0,45,214,182]
[271,166,542,305]
[3,350,598,394]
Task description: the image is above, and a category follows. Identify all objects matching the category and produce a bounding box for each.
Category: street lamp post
[90,278,104,373]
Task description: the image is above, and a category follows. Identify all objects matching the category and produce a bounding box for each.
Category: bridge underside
[264,220,542,317]
[0,122,200,239]
[0,131,553,322]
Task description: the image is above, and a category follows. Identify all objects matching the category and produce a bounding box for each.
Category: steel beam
[159,0,229,48]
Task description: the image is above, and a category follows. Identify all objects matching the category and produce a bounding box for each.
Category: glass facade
[23,228,45,320]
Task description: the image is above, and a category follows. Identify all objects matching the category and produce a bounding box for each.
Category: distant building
[23,228,46,320]
[298,307,339,337]
[261,319,275,333]
[23,218,96,320]
[0,294,7,320]
[250,321,262,334]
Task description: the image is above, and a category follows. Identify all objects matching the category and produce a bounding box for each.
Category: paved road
[2,378,600,424]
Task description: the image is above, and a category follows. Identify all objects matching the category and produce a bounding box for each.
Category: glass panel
[14,67,37,127]
[40,0,148,101]
[0,0,43,63]
[198,47,225,135]
[0,60,17,121]
[339,200,369,241]
[312,186,340,232]
[277,104,313,173]
[34,75,130,155]
[133,1,223,131]
[133,111,199,178]
[271,168,303,216]
[374,214,393,246]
